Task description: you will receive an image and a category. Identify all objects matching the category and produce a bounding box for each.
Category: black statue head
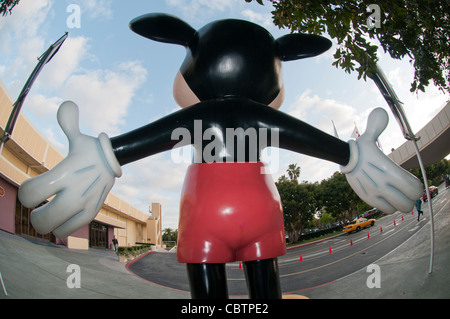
[130,13,331,108]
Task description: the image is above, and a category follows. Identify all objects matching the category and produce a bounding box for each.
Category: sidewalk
[0,230,188,299]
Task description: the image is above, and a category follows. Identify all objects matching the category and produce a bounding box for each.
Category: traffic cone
[350,239,353,246]
[329,246,332,254]
[394,220,396,226]
[299,254,303,262]
[380,226,383,233]
[367,232,370,239]
[402,215,404,221]
[239,261,242,269]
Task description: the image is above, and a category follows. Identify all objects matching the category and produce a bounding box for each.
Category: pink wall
[0,178,16,234]
[55,224,89,246]
[71,224,89,239]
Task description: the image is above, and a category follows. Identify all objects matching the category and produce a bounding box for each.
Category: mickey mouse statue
[18,13,423,299]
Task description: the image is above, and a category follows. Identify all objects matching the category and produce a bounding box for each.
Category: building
[147,203,163,246]
[0,78,162,250]
[388,101,450,169]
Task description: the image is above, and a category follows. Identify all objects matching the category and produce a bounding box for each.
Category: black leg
[186,263,229,299]
[243,258,282,299]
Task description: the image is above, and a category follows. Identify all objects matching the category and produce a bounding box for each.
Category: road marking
[381,229,395,235]
[279,227,405,278]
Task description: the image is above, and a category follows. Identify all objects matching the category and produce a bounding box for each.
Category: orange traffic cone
[350,239,353,246]
[329,246,332,254]
[367,232,370,239]
[299,254,303,262]
[239,261,242,269]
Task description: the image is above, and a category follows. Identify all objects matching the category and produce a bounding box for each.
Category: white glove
[18,101,122,238]
[340,108,423,214]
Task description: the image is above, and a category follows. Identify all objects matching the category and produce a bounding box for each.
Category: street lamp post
[0,32,68,153]
[368,63,435,274]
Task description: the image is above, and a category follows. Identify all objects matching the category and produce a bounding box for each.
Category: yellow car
[343,218,376,233]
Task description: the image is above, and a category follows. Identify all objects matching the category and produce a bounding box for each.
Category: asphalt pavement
[0,185,449,299]
[304,185,450,299]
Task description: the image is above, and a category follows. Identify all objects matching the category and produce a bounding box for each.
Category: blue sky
[0,0,448,229]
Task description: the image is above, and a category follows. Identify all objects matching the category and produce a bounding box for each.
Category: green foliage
[318,171,361,221]
[117,244,153,257]
[276,178,319,243]
[276,164,372,244]
[245,0,450,94]
[287,163,301,181]
[162,228,178,242]
[0,0,20,16]
[409,158,450,186]
[318,211,334,225]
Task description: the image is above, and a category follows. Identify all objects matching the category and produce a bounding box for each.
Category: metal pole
[0,272,7,296]
[369,64,435,273]
[0,32,68,152]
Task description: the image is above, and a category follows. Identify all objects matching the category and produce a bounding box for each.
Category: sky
[0,0,448,230]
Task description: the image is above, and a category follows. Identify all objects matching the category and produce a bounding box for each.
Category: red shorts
[177,162,286,263]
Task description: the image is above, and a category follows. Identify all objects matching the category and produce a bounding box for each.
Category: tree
[276,165,318,243]
[276,180,318,243]
[286,163,301,182]
[162,228,178,242]
[319,171,361,222]
[410,158,449,185]
[0,0,20,16]
[317,211,335,226]
[245,0,449,94]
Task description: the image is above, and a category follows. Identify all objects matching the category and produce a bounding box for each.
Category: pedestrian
[415,199,423,221]
[112,235,118,252]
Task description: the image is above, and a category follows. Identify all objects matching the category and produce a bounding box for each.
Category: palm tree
[287,163,300,182]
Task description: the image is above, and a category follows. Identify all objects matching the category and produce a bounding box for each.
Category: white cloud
[385,66,447,132]
[258,89,362,183]
[113,153,190,229]
[165,0,241,21]
[43,127,66,154]
[77,0,113,20]
[368,59,449,154]
[61,60,147,135]
[0,0,53,39]
[37,36,91,91]
[0,0,54,96]
[26,94,62,120]
[241,9,273,28]
[287,89,362,139]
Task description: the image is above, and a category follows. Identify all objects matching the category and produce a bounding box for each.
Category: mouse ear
[130,13,196,47]
[275,33,332,61]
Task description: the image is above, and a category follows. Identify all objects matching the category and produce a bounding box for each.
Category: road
[128,183,448,297]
